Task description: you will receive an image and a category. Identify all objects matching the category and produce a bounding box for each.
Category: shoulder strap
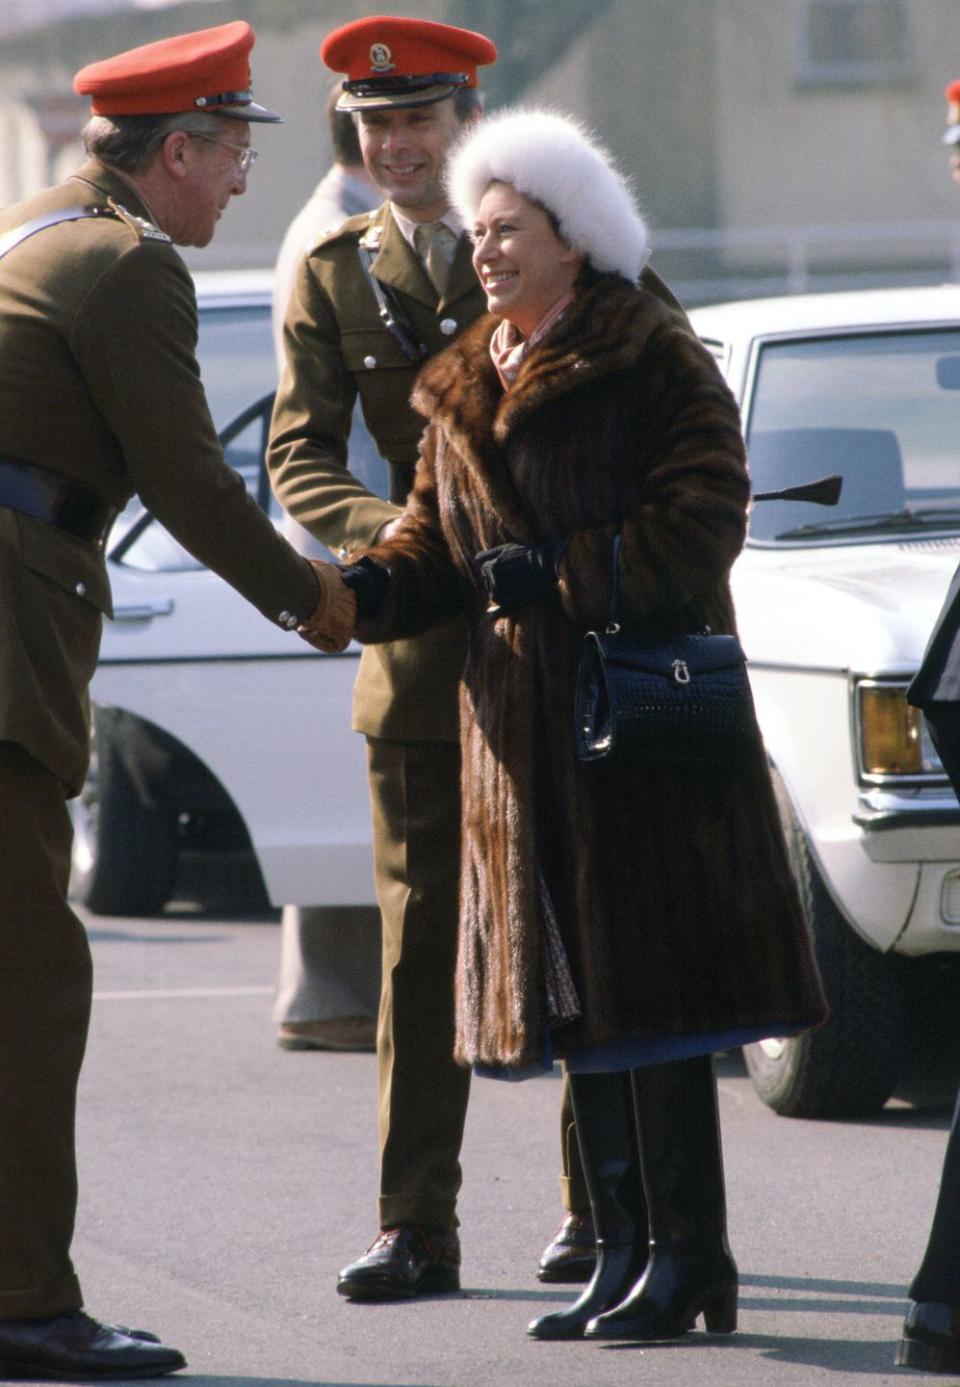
[0,204,119,262]
[0,197,170,263]
[356,234,429,363]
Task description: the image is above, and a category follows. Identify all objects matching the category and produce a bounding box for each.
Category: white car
[70,270,383,917]
[76,272,960,1120]
[690,285,960,1117]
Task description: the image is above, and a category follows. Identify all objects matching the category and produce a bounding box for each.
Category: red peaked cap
[947,79,960,103]
[322,15,496,111]
[73,20,281,122]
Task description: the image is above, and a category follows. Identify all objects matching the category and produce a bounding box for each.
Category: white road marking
[93,985,274,1001]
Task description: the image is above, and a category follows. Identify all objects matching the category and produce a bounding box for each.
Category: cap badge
[369,42,394,72]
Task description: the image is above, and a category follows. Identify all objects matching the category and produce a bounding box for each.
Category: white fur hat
[446,107,650,282]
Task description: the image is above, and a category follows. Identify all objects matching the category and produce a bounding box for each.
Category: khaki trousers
[0,741,90,1318]
[366,737,470,1233]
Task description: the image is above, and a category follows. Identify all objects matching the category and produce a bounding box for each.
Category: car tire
[743,770,906,1118]
[69,707,177,917]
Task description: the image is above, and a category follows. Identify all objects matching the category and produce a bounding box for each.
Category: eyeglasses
[189,132,258,176]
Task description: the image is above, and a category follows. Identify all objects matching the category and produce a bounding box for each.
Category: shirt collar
[390,204,463,253]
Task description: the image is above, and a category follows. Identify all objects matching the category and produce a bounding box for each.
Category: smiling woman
[471,182,582,338]
[318,105,828,1348]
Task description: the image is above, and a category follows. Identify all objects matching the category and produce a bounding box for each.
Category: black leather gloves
[475,541,564,616]
[340,555,391,620]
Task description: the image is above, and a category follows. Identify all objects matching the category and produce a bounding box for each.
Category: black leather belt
[0,456,117,544]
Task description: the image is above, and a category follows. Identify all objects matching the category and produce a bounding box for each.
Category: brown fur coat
[359,275,827,1070]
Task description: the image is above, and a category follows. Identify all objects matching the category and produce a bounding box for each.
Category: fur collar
[410,275,675,544]
[413,276,671,450]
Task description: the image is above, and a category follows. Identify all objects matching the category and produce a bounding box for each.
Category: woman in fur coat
[310,108,827,1347]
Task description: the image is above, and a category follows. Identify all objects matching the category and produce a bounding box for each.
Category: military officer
[270,15,497,1301]
[897,74,960,1377]
[0,21,344,1381]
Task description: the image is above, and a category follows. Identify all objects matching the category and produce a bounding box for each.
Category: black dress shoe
[897,1300,960,1372]
[336,1226,461,1301]
[537,1213,597,1284]
[0,1310,185,1380]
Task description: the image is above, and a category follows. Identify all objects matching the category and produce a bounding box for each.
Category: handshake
[297,560,358,653]
[296,536,565,650]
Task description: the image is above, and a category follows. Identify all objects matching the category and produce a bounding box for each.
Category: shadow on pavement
[462,1268,909,1312]
[596,1332,899,1374]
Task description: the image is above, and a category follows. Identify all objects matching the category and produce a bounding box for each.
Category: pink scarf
[489,289,576,389]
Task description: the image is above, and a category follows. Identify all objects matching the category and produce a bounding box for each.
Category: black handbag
[574,534,758,765]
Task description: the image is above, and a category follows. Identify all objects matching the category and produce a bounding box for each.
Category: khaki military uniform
[270,203,480,1233]
[0,159,319,1318]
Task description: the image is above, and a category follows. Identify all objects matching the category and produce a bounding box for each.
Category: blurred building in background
[1,0,957,302]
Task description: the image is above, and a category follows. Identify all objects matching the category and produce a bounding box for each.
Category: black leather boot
[897,1301,960,1372]
[528,1070,648,1340]
[584,1054,738,1341]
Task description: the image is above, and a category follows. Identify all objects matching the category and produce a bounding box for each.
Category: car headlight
[856,680,944,779]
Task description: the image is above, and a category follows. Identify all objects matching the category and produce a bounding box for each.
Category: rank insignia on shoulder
[108,198,171,243]
[359,223,383,252]
[314,211,373,253]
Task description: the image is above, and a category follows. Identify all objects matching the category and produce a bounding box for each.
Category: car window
[110,293,392,572]
[197,303,276,433]
[109,299,276,572]
[745,329,960,543]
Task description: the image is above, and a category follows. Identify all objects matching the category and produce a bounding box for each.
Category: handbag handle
[605,531,709,637]
[606,533,623,634]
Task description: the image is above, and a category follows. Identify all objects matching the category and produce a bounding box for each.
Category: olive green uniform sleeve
[269,250,398,554]
[72,245,318,624]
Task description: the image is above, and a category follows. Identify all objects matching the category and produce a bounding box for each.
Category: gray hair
[82,110,239,174]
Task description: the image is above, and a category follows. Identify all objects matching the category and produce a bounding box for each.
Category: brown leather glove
[297,560,357,653]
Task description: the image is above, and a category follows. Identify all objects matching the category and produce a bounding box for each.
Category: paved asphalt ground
[28,906,960,1387]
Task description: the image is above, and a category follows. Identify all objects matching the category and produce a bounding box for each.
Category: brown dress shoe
[0,1310,185,1379]
[537,1212,597,1283]
[276,1017,376,1052]
[336,1226,461,1300]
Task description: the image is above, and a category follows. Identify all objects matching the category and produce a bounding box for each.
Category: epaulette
[311,209,376,255]
[107,197,171,244]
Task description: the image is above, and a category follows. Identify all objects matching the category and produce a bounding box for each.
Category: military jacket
[269,202,487,742]
[0,159,318,792]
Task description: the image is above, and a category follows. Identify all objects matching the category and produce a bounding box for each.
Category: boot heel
[702,1283,737,1334]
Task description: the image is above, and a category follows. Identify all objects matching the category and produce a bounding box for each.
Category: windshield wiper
[776,507,960,541]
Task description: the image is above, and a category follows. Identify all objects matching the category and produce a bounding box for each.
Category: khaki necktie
[413,220,458,295]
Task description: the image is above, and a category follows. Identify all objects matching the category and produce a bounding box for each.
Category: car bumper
[853,786,960,862]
